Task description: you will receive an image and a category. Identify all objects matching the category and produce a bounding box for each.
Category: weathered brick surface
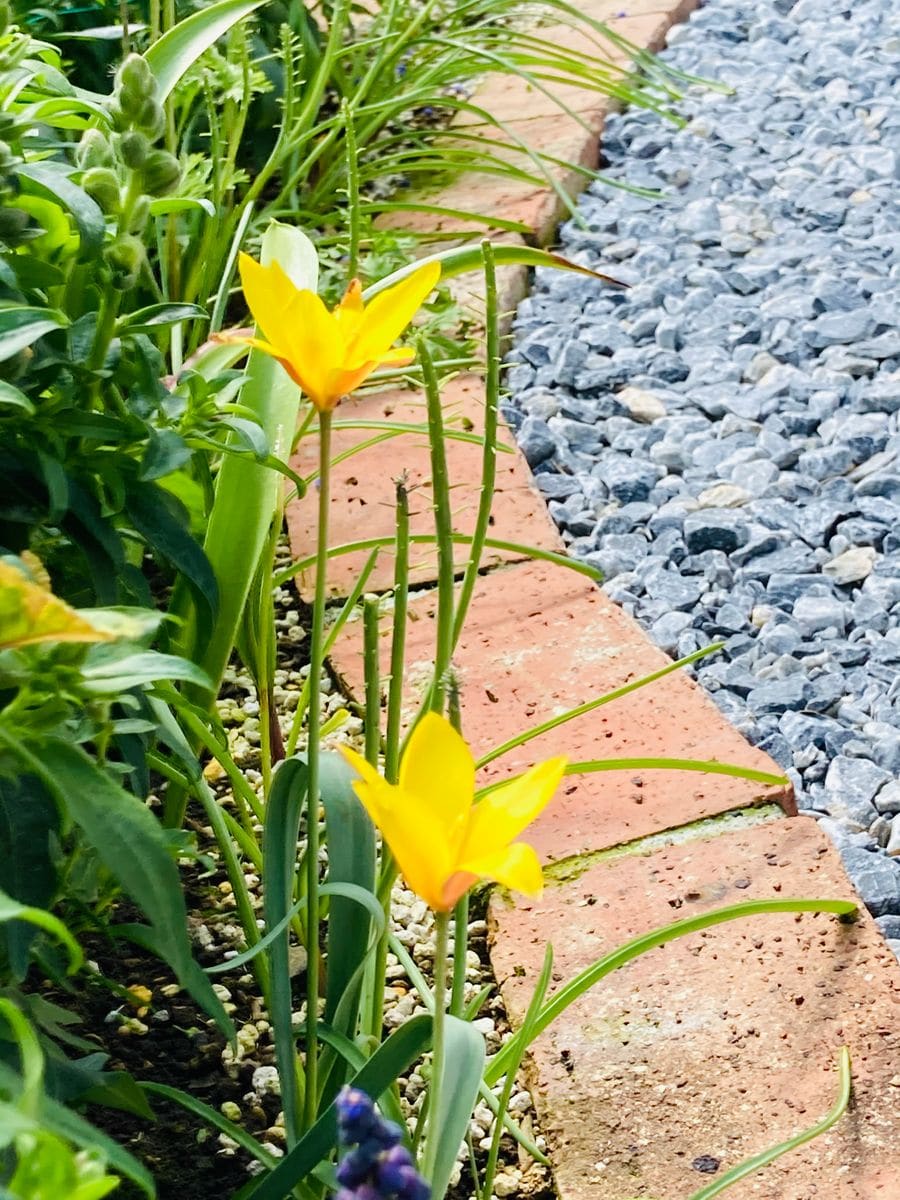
[284,0,900,1192]
[286,378,560,600]
[329,559,794,855]
[490,818,900,1200]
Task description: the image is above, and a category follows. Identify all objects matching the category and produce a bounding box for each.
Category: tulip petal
[347,261,441,366]
[456,841,545,900]
[399,712,474,842]
[460,757,566,862]
[238,254,305,350]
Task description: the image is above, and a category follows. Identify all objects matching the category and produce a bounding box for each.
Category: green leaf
[0,886,82,974]
[486,898,857,1087]
[687,1048,852,1199]
[149,196,216,218]
[117,303,208,334]
[0,774,60,978]
[139,428,193,481]
[321,753,376,1029]
[429,1017,486,1200]
[124,481,218,642]
[245,1015,433,1200]
[0,307,68,362]
[261,756,309,1141]
[361,243,627,302]
[0,735,233,1041]
[16,162,106,259]
[0,381,34,413]
[0,1061,155,1198]
[144,0,269,101]
[80,650,211,694]
[179,222,315,701]
[142,1081,277,1169]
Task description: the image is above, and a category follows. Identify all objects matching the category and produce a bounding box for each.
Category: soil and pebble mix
[505,0,900,942]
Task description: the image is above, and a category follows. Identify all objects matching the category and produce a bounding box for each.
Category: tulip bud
[140,149,180,197]
[81,167,120,213]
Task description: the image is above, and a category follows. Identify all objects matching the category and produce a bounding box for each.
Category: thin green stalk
[452,240,498,648]
[686,1047,852,1200]
[423,909,450,1182]
[420,342,455,714]
[193,776,270,1002]
[475,643,724,770]
[302,409,333,1129]
[384,477,410,785]
[447,678,468,1017]
[363,596,381,764]
[366,477,410,1042]
[284,548,380,758]
[450,895,468,1017]
[342,99,361,281]
[272,532,600,590]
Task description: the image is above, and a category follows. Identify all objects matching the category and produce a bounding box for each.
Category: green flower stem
[284,548,380,758]
[420,343,455,714]
[363,595,381,764]
[423,908,451,1183]
[342,99,361,281]
[384,476,410,785]
[450,895,468,1016]
[302,408,333,1129]
[367,477,410,1042]
[447,682,468,1017]
[452,240,498,647]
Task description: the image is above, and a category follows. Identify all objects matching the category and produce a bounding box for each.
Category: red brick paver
[286,377,560,600]
[329,559,794,857]
[284,0,900,1192]
[490,818,900,1200]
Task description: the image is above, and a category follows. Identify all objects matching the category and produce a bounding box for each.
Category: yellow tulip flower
[341,713,566,912]
[221,254,442,412]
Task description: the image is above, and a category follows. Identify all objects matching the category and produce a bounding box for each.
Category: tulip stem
[420,343,455,714]
[424,909,451,1183]
[303,408,332,1130]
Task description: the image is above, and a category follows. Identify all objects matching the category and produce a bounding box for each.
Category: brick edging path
[286,2,900,1195]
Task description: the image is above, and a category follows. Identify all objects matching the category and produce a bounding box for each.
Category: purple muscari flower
[337,1149,374,1188]
[396,1167,431,1200]
[337,1087,377,1144]
[334,1088,430,1200]
[374,1145,416,1191]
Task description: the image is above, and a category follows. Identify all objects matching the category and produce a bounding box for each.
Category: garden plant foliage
[0,2,856,1198]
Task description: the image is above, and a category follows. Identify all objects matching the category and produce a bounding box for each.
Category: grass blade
[485,898,857,1087]
[686,1047,852,1200]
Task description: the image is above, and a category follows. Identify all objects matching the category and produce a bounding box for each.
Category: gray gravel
[505,0,900,940]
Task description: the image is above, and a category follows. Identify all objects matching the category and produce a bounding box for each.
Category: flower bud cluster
[335,1088,430,1200]
[71,54,182,284]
